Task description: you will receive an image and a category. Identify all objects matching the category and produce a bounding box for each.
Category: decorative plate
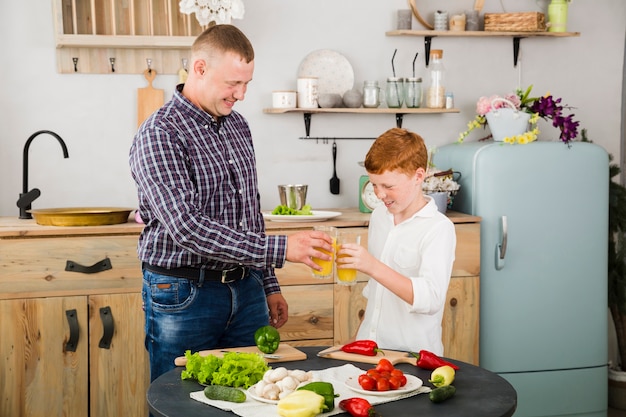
[262,211,342,223]
[344,374,423,397]
[297,49,355,96]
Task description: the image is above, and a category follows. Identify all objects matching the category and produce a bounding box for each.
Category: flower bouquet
[458,85,580,146]
[422,168,460,213]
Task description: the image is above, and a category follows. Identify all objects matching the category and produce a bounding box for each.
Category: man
[129,24,332,381]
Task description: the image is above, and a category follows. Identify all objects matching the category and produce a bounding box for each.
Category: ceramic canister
[297,77,318,109]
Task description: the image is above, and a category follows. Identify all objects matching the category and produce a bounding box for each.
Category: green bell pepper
[297,381,337,412]
[254,325,280,354]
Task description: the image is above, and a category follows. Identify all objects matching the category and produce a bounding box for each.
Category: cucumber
[429,385,456,403]
[204,385,247,403]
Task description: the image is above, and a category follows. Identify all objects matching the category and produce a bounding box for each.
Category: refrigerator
[433,141,608,417]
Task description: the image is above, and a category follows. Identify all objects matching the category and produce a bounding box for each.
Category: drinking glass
[336,231,361,286]
[311,226,337,279]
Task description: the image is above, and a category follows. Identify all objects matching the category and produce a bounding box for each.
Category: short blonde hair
[191,24,254,65]
[364,128,428,176]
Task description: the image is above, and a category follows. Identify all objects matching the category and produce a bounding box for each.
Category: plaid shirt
[129,86,286,295]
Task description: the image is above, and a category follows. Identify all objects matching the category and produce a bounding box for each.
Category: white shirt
[356,196,456,355]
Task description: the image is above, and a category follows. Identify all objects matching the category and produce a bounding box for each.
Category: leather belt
[143,263,248,284]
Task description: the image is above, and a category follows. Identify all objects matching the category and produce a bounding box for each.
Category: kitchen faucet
[16,130,69,219]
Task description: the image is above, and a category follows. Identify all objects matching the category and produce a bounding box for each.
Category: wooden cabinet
[0,220,148,417]
[266,210,481,365]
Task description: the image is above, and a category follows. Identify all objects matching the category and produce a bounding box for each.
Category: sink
[28,207,135,226]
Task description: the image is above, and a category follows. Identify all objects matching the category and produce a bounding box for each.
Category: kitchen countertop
[0,209,479,237]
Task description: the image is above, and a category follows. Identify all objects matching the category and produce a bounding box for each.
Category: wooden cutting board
[137,69,164,128]
[316,345,418,366]
[174,343,307,367]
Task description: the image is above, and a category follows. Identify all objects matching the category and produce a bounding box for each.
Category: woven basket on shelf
[484,12,546,32]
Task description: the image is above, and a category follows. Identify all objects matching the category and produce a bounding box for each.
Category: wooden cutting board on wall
[137,69,164,128]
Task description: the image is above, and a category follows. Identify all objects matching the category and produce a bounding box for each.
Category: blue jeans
[142,268,270,382]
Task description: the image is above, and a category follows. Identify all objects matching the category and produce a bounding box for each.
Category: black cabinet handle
[65,258,112,274]
[65,309,79,352]
[98,306,114,349]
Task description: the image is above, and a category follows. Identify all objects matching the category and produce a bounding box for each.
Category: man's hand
[267,293,288,328]
[286,230,334,270]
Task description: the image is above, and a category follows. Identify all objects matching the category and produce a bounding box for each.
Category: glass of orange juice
[336,231,361,286]
[311,226,337,279]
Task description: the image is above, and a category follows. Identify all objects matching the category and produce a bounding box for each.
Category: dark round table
[147,346,517,417]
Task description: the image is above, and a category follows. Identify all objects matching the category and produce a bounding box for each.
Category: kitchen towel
[189,364,430,417]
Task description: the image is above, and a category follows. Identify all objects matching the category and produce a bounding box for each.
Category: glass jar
[362,80,381,108]
[404,77,422,108]
[385,77,404,108]
[426,49,446,109]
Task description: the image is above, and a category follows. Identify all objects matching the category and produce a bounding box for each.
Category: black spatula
[330,141,340,194]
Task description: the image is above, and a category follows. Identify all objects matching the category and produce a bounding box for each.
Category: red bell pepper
[341,340,383,356]
[410,350,459,370]
[339,398,379,417]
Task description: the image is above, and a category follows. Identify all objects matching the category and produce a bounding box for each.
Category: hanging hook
[146,58,152,74]
[109,57,116,73]
[72,57,78,72]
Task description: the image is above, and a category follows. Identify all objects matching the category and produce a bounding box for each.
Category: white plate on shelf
[262,211,342,222]
[344,374,423,397]
[246,385,279,404]
[297,49,355,96]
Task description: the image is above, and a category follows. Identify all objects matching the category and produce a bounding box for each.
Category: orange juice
[312,238,336,278]
[336,232,361,286]
[336,253,357,284]
[311,226,337,279]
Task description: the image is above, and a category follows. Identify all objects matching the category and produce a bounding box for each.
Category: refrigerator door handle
[495,215,508,270]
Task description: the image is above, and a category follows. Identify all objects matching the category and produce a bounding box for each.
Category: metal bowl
[28,207,135,226]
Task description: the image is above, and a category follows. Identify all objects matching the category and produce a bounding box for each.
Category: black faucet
[16,130,69,219]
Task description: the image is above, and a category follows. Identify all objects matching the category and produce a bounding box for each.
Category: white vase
[485,108,531,142]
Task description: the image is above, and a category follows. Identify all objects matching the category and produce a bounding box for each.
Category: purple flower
[529,94,578,145]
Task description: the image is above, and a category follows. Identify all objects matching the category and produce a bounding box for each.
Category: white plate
[246,385,279,404]
[297,49,355,96]
[344,374,423,397]
[263,210,342,222]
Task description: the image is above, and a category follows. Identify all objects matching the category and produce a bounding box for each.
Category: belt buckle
[221,267,245,284]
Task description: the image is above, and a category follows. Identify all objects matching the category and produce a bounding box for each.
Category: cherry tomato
[358,374,376,391]
[366,369,380,378]
[388,376,403,390]
[397,374,407,387]
[376,377,391,391]
[390,369,405,378]
[375,358,395,373]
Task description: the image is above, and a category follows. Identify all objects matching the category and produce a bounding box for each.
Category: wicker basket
[484,12,546,32]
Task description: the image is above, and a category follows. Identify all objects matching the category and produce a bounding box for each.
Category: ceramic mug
[272,90,297,108]
[297,77,319,109]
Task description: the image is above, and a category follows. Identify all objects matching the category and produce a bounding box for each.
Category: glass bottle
[385,77,404,108]
[404,77,422,108]
[362,80,381,108]
[426,49,446,109]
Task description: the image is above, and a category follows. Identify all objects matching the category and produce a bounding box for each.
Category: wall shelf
[386,30,581,67]
[52,0,204,74]
[263,107,460,141]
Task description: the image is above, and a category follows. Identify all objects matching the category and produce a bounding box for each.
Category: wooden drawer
[278,284,333,343]
[0,235,142,299]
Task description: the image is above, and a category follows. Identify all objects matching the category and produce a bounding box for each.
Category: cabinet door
[442,276,480,365]
[0,296,89,417]
[89,293,149,417]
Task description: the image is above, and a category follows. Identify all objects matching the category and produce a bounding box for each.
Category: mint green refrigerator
[434,141,608,417]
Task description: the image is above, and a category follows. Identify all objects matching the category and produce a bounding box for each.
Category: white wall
[0,0,624,217]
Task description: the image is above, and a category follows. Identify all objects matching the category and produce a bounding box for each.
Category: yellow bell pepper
[277,390,326,417]
[428,365,456,387]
